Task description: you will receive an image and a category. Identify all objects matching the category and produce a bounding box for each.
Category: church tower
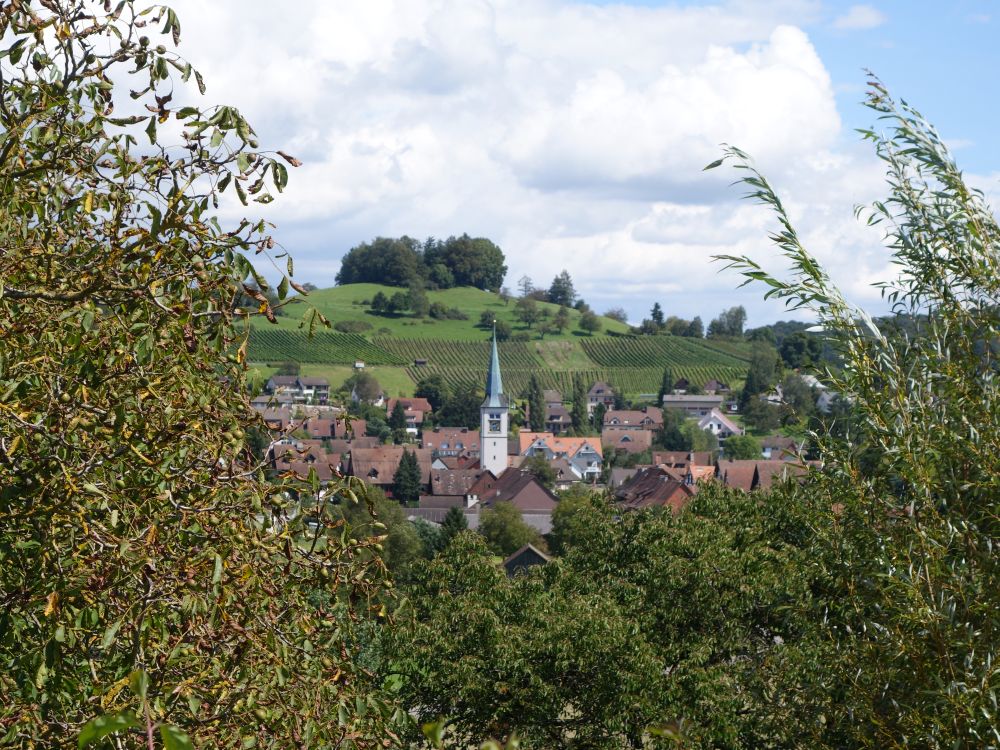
[480,327,509,476]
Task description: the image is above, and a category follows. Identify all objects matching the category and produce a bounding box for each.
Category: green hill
[248,284,751,399]
[253,283,630,340]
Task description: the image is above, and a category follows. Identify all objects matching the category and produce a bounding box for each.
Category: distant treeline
[336,235,507,292]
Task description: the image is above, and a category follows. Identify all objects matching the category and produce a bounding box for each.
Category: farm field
[247,284,752,400]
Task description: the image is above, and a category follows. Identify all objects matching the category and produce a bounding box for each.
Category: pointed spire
[484,323,505,407]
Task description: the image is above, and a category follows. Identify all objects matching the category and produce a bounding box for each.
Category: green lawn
[261,283,631,341]
[249,362,416,398]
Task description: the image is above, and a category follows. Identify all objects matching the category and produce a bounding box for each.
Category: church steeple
[480,325,509,476]
[483,325,507,408]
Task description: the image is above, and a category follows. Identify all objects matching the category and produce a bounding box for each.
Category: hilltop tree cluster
[336,235,508,291]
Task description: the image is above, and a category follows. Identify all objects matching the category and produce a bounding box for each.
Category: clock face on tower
[487,412,502,433]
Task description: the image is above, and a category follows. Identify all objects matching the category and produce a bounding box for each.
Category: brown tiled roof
[476,468,558,512]
[715,460,759,491]
[603,407,663,428]
[324,436,378,454]
[436,453,480,470]
[333,418,366,439]
[297,376,329,387]
[430,469,481,496]
[753,460,816,490]
[270,442,324,466]
[614,466,696,512]
[609,467,641,487]
[281,460,336,483]
[517,432,604,459]
[422,427,479,452]
[543,389,563,404]
[548,457,580,482]
[587,381,614,397]
[652,451,713,467]
[348,446,434,486]
[601,428,653,454]
[302,418,334,439]
[545,404,570,421]
[386,397,433,414]
[418,495,466,509]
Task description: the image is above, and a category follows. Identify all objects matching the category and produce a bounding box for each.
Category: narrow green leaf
[78,711,139,749]
[160,724,194,750]
[128,669,149,700]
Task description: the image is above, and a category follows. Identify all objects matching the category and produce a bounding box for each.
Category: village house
[264,375,330,405]
[761,435,802,460]
[517,432,604,482]
[587,381,616,415]
[422,427,480,457]
[702,379,731,395]
[603,406,663,431]
[601,427,653,455]
[661,393,724,417]
[544,403,571,434]
[715,459,817,492]
[543,389,564,408]
[698,409,744,439]
[614,465,697,512]
[502,544,551,577]
[347,446,434,496]
[386,396,433,434]
[468,468,559,513]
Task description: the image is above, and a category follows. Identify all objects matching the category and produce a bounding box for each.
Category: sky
[164,0,999,327]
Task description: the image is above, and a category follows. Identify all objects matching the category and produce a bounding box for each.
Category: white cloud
[832,4,887,30]
[161,0,894,326]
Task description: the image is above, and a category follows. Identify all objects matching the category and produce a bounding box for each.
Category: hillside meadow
[247,284,750,398]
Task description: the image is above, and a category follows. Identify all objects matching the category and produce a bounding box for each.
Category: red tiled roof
[601,428,653,454]
[348,446,434,486]
[614,466,696,512]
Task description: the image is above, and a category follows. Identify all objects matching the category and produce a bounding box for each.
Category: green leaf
[212,554,223,584]
[129,669,149,700]
[78,711,139,749]
[276,276,289,301]
[703,157,724,171]
[160,724,194,750]
[422,721,445,748]
[100,619,121,649]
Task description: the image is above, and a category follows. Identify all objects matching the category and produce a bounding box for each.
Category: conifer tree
[657,366,674,406]
[527,375,546,432]
[571,375,588,433]
[392,450,422,503]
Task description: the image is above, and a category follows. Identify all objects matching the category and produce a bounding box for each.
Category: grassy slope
[248,284,751,399]
[258,283,631,340]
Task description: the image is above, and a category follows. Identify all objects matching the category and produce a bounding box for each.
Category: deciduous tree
[0,3,395,746]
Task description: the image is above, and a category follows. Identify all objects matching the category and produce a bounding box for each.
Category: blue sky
[586,0,1000,173]
[172,0,999,326]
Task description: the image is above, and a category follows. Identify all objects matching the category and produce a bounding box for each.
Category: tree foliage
[525,374,546,432]
[712,79,1000,747]
[392,450,423,504]
[336,234,507,291]
[478,502,546,556]
[0,3,395,746]
[547,270,576,307]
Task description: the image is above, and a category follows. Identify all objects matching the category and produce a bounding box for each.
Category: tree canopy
[0,2,396,746]
[336,234,508,291]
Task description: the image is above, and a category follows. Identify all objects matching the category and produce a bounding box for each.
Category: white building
[479,330,509,476]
